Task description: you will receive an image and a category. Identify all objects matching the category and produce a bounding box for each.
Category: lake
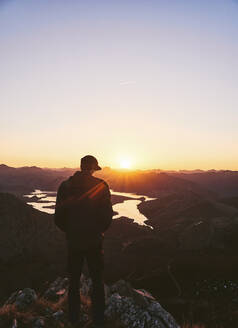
[24,189,156,227]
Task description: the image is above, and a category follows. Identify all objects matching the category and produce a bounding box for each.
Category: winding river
[24,189,155,227]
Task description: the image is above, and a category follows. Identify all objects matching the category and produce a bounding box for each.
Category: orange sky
[1,1,238,171]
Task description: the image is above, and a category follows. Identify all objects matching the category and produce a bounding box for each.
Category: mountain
[96,169,216,198]
[0,164,73,196]
[0,191,238,327]
[2,164,238,199]
[170,170,238,197]
[0,164,217,199]
[0,192,66,301]
[138,190,238,230]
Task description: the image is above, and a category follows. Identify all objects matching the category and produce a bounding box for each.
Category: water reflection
[24,189,155,226]
[113,199,146,225]
[27,202,56,214]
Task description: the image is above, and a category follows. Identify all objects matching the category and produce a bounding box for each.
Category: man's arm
[98,182,113,233]
[54,182,69,232]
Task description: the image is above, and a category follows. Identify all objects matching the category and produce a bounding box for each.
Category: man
[54,155,113,328]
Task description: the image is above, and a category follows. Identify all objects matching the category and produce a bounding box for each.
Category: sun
[120,159,132,169]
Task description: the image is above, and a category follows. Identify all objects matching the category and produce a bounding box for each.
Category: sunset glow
[1,1,238,170]
[119,159,132,169]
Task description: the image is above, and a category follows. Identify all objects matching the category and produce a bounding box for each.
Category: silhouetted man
[54,155,113,328]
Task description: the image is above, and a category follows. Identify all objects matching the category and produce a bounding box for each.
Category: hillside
[96,169,216,199]
[0,164,73,196]
[170,171,238,197]
[0,193,66,301]
[138,190,238,231]
[1,192,238,326]
[0,192,152,303]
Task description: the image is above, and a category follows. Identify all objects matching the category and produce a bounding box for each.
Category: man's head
[80,155,102,173]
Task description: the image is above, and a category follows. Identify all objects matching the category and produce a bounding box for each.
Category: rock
[4,291,18,306]
[52,309,64,321]
[110,279,133,297]
[32,317,45,328]
[109,279,155,307]
[132,288,156,307]
[14,288,37,310]
[43,277,68,301]
[147,302,179,328]
[3,275,179,328]
[105,293,179,328]
[134,288,155,301]
[106,279,178,327]
[79,313,90,324]
[80,274,92,297]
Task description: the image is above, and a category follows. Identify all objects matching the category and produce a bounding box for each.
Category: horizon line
[1,163,238,173]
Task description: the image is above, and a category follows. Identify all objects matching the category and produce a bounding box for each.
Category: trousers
[67,243,105,324]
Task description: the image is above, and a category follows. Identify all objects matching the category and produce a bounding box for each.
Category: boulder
[4,291,19,306]
[43,277,68,301]
[15,288,37,310]
[147,301,180,327]
[133,288,156,307]
[80,274,92,297]
[52,309,64,321]
[109,279,156,307]
[105,279,179,327]
[105,293,179,328]
[4,288,37,310]
[3,276,179,328]
[32,317,45,328]
[110,279,133,297]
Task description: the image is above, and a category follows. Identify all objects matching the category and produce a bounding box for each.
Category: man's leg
[67,245,84,323]
[86,247,105,325]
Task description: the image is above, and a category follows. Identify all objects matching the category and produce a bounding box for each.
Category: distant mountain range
[0,164,73,196]
[170,170,238,197]
[2,163,238,198]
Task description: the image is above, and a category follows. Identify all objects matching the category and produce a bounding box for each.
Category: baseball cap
[80,155,102,171]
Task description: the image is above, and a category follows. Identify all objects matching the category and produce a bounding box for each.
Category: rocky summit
[0,275,179,328]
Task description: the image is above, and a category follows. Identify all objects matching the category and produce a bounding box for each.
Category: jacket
[54,170,113,249]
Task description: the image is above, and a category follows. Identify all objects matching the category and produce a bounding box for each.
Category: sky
[1,0,238,170]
